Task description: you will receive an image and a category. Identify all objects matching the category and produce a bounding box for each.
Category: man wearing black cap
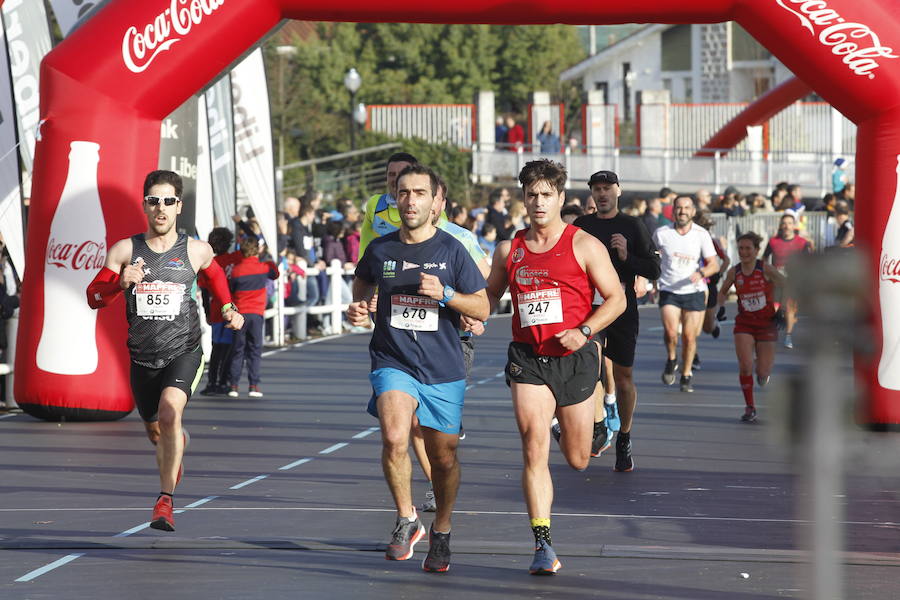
[573,171,661,472]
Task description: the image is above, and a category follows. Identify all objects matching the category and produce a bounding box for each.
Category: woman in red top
[717,232,785,423]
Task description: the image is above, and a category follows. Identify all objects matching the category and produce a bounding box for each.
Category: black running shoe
[591,421,610,457]
[614,433,634,472]
[711,325,720,339]
[680,374,694,393]
[385,511,426,560]
[692,353,701,370]
[550,418,561,444]
[717,306,727,321]
[422,527,451,572]
[741,407,757,423]
[661,359,678,385]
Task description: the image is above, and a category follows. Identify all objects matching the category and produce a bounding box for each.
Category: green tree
[267,23,586,198]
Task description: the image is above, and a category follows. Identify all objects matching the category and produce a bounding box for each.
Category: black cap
[588,170,619,187]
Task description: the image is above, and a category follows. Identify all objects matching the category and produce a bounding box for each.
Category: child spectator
[227,236,278,398]
[198,227,242,396]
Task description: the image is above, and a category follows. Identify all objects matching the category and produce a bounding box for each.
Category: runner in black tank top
[126,233,201,368]
[87,170,243,532]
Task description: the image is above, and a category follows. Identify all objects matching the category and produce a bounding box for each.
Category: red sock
[740,375,754,408]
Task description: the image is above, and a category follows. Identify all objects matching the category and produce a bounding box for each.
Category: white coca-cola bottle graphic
[36,141,107,374]
[878,154,900,389]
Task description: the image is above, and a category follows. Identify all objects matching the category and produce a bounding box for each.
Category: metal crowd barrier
[263,259,352,346]
[707,211,833,265]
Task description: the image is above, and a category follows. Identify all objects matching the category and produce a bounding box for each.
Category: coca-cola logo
[122,0,225,74]
[775,0,898,79]
[46,239,106,271]
[880,253,900,284]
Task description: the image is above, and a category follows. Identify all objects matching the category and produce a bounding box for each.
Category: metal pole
[350,90,357,151]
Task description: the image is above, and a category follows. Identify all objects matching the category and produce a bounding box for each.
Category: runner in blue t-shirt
[348,164,488,573]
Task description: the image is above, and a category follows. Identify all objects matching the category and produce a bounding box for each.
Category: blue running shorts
[367,368,465,434]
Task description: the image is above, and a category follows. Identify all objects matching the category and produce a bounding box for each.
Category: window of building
[661,25,691,71]
[732,24,771,62]
[684,77,694,103]
[594,81,609,104]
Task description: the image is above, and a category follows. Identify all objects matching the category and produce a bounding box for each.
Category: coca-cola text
[122,0,225,74]
[46,239,106,271]
[775,0,898,79]
[880,253,900,284]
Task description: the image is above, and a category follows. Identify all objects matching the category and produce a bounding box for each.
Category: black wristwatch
[579,325,592,339]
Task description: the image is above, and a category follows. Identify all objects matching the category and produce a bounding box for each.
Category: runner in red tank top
[763,213,811,348]
[717,232,785,423]
[483,160,625,575]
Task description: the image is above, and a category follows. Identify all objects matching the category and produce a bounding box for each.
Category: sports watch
[439,285,455,307]
[579,325,592,339]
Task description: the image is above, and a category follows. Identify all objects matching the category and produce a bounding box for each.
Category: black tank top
[126,233,201,368]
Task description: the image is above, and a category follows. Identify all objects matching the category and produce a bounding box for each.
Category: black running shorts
[659,290,707,312]
[130,346,204,422]
[593,305,638,368]
[505,341,599,407]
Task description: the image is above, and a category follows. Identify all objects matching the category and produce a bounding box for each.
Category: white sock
[604,394,617,405]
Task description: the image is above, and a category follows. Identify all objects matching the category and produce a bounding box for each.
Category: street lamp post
[344,68,362,150]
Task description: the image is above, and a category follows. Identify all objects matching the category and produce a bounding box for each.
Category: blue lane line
[279,458,313,471]
[15,553,85,583]
[230,475,268,490]
[114,523,151,537]
[319,442,348,455]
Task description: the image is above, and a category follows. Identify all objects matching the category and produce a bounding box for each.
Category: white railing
[471,144,854,197]
[368,104,476,148]
[263,259,353,345]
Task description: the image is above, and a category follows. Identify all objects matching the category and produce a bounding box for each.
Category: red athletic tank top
[734,260,775,322]
[507,225,594,356]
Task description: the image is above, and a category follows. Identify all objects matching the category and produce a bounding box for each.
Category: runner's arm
[763,262,787,289]
[484,240,511,314]
[716,266,736,307]
[358,198,376,259]
[578,232,626,337]
[86,238,133,308]
[624,220,662,280]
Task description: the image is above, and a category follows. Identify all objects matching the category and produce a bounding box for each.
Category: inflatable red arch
[15,0,900,424]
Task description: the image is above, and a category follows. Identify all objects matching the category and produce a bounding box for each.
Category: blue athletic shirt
[355,228,487,384]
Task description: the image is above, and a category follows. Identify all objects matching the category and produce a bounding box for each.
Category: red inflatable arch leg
[15,0,900,425]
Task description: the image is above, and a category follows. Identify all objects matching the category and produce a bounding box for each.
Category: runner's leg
[377,390,418,518]
[422,427,460,533]
[555,395,594,471]
[156,387,189,494]
[512,381,558,520]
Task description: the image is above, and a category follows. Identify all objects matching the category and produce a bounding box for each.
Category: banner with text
[0,24,24,278]
[0,0,52,174]
[204,75,236,228]
[195,98,214,242]
[158,96,199,237]
[230,48,275,251]
[46,0,101,36]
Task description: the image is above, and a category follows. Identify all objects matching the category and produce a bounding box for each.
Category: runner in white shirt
[652,196,720,392]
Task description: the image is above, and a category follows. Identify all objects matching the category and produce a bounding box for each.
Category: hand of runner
[347,300,370,326]
[418,272,443,300]
[611,233,628,261]
[689,270,704,284]
[223,308,244,330]
[460,315,485,336]
[120,257,145,289]
[554,328,587,351]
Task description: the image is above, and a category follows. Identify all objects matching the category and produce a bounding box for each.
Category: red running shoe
[150,495,175,532]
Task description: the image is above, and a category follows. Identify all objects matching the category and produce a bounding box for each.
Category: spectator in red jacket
[227,236,278,398]
[505,116,525,149]
[198,227,242,395]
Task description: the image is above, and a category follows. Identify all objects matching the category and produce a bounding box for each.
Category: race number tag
[390,294,439,331]
[741,291,766,312]
[517,288,563,328]
[135,282,184,317]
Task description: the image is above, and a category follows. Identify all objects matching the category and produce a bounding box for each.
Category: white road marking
[230,475,268,490]
[279,458,313,470]
[319,443,348,455]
